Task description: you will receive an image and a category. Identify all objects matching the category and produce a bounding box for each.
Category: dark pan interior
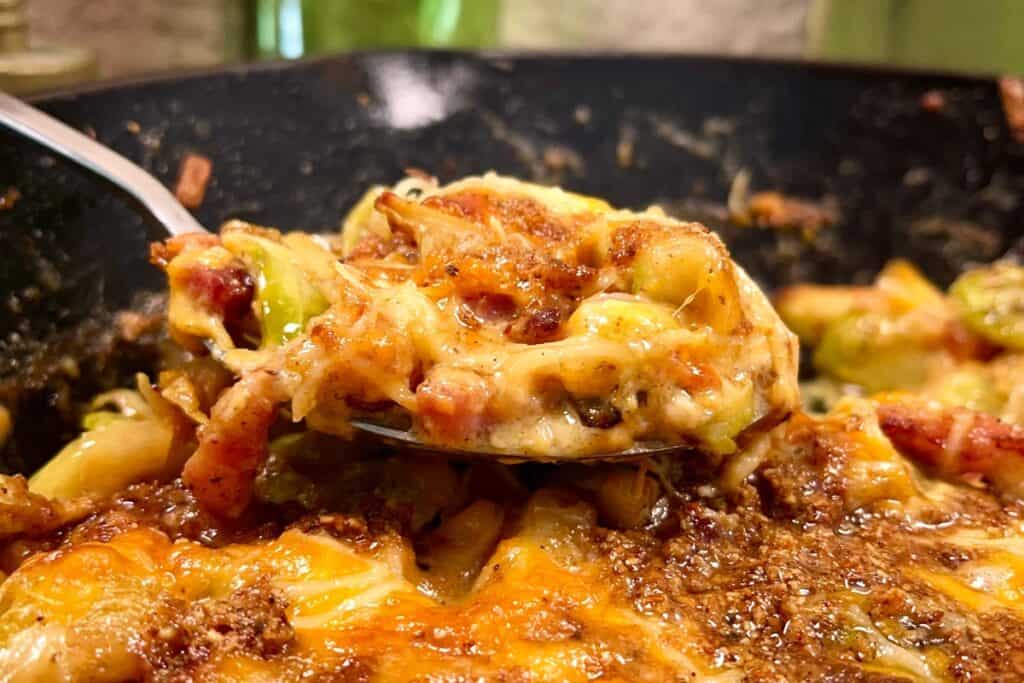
[1,52,1023,473]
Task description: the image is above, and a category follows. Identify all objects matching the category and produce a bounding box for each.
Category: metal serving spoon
[0,90,205,236]
[0,90,690,462]
[349,419,690,462]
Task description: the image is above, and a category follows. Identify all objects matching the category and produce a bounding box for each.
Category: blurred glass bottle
[0,0,95,93]
[244,0,500,59]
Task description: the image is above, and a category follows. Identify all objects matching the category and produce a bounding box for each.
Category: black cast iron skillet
[2,52,1024,473]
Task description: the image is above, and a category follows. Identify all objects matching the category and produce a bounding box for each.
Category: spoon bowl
[349,419,694,463]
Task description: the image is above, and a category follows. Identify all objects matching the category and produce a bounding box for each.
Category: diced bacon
[174,153,213,209]
[183,371,287,518]
[668,351,722,393]
[744,192,838,235]
[506,303,565,344]
[180,261,254,325]
[920,89,946,113]
[877,398,1024,497]
[461,293,518,326]
[415,369,491,443]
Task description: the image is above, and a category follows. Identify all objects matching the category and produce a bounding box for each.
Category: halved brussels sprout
[775,285,884,345]
[813,312,944,392]
[874,259,945,312]
[926,366,1005,415]
[775,260,940,346]
[223,232,329,348]
[589,466,661,529]
[950,261,1024,350]
[416,500,505,594]
[30,418,175,500]
[631,233,721,306]
[30,383,181,500]
[565,294,679,341]
[694,380,755,455]
[631,232,743,333]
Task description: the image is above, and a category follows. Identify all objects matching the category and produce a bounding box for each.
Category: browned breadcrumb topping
[145,579,295,680]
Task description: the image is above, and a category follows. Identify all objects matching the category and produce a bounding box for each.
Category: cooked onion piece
[29,375,191,501]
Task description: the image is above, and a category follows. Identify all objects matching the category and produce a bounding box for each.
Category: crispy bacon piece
[181,261,254,326]
[183,371,288,518]
[877,398,1024,495]
[608,224,651,265]
[415,369,490,443]
[920,89,947,113]
[174,152,213,209]
[506,302,566,344]
[668,352,722,394]
[745,191,838,235]
[152,234,255,336]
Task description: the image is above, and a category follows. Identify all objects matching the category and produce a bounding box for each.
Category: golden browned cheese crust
[4,413,1024,682]
[11,185,1024,681]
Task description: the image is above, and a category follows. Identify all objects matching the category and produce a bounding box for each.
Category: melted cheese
[0,496,733,682]
[912,529,1024,614]
[164,173,799,462]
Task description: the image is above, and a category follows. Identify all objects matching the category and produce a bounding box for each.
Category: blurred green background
[809,0,1024,75]
[244,0,1024,75]
[244,0,500,60]
[5,0,1023,94]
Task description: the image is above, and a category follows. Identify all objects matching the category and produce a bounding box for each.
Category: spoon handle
[0,90,207,236]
